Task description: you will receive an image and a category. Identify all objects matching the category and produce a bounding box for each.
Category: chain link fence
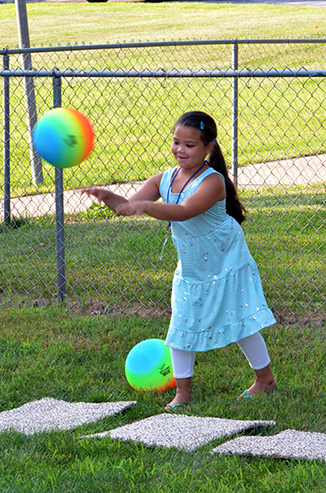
[1,39,325,322]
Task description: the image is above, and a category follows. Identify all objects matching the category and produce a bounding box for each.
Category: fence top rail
[1,37,326,55]
[1,68,326,78]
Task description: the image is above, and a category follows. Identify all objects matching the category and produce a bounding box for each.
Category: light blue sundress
[159,167,276,352]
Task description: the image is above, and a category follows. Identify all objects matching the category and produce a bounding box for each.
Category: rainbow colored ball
[32,107,94,168]
[125,339,176,393]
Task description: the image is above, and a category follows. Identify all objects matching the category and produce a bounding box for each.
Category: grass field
[0,306,325,492]
[1,2,326,47]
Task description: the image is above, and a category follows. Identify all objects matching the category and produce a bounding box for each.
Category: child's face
[171,125,212,170]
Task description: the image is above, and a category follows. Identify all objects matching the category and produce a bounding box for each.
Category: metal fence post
[232,41,239,187]
[53,73,66,303]
[3,51,10,224]
[16,0,44,186]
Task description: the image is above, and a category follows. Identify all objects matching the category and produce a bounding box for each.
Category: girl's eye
[187,145,194,148]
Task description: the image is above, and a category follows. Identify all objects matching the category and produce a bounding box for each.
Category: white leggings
[170,332,271,379]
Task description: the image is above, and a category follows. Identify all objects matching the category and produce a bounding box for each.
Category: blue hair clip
[214,139,217,144]
[200,121,204,130]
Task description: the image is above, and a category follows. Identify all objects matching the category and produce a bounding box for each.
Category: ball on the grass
[32,107,94,168]
[125,339,176,392]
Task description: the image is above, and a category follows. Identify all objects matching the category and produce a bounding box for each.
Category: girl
[82,111,277,409]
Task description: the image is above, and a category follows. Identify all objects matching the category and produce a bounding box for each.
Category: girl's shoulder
[197,167,225,187]
[161,167,177,179]
[159,167,177,189]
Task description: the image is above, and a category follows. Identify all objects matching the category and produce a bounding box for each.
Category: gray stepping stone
[0,398,137,435]
[83,413,275,452]
[213,429,326,461]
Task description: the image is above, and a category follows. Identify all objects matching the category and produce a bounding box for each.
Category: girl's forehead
[173,125,201,140]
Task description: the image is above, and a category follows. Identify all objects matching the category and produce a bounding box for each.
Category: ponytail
[209,143,246,225]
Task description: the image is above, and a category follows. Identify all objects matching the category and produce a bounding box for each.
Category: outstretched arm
[81,173,163,212]
[116,173,226,220]
[80,186,128,211]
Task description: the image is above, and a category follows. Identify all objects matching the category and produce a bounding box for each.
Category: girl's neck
[171,161,209,193]
[177,161,208,178]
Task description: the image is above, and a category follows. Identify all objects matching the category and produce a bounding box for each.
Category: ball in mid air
[32,107,94,168]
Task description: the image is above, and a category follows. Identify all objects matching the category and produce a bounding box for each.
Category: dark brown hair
[175,111,246,224]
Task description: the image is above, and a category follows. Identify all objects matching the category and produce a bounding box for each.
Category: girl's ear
[205,141,215,155]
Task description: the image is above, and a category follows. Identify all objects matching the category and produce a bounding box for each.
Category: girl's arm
[81,173,163,212]
[116,173,226,220]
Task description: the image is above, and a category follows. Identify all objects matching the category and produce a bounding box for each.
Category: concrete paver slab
[0,398,137,435]
[213,429,326,461]
[82,413,275,452]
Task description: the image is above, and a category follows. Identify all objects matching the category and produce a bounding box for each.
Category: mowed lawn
[0,306,325,492]
[1,1,325,47]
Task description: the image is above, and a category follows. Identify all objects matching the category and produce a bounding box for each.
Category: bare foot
[238,364,277,398]
[164,395,189,410]
[238,379,277,398]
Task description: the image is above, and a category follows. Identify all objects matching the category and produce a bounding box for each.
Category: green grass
[0,305,325,492]
[1,2,325,47]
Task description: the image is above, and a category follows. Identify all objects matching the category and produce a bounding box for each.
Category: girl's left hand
[116,201,148,216]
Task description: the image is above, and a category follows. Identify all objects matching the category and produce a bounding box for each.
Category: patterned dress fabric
[159,167,276,352]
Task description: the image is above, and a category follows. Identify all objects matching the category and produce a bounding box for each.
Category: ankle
[175,377,192,400]
[253,365,276,386]
[175,390,191,402]
[167,377,192,406]
[256,375,276,386]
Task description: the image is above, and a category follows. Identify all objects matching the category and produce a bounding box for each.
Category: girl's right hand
[80,187,108,203]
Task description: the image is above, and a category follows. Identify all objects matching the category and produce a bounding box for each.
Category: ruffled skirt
[165,218,276,352]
